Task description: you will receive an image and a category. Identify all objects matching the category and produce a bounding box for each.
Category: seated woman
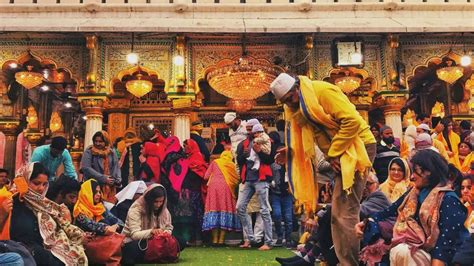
[452,176,474,265]
[122,184,184,264]
[111,180,147,223]
[8,162,87,265]
[356,150,469,266]
[46,174,81,216]
[73,179,124,235]
[379,157,412,203]
[454,142,473,175]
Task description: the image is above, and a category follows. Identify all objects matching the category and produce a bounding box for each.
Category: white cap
[246,118,260,127]
[270,73,296,100]
[417,123,431,132]
[252,124,264,133]
[224,112,237,124]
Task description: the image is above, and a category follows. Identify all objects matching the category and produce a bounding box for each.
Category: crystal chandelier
[437,60,463,84]
[15,65,43,89]
[206,55,285,101]
[126,73,152,98]
[335,73,361,94]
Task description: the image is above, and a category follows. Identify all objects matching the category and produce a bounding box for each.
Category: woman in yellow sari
[379,157,412,203]
[202,151,242,245]
[453,142,473,175]
[436,118,461,164]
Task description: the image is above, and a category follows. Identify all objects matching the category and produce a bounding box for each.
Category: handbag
[139,233,180,263]
[84,233,125,266]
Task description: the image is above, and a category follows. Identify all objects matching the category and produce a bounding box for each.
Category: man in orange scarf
[270,73,376,265]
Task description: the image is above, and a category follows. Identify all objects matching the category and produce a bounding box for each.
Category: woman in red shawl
[138,142,163,184]
[160,137,208,243]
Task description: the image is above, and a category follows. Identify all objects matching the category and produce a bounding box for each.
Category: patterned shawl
[392,185,452,253]
[16,162,87,266]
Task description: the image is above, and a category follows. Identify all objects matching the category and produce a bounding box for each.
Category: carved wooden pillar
[0,120,20,173]
[105,98,131,143]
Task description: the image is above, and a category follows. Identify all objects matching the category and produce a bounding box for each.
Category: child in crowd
[248,124,271,171]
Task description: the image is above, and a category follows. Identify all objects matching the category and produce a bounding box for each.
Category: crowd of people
[0,72,472,266]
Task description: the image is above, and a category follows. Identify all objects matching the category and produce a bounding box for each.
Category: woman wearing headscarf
[202,151,241,245]
[453,142,473,175]
[160,136,207,243]
[8,162,87,266]
[436,117,461,164]
[379,157,412,203]
[122,184,184,264]
[137,142,163,184]
[111,180,147,222]
[81,131,121,204]
[73,179,124,235]
[356,150,469,265]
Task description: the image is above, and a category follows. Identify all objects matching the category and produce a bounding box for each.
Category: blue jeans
[236,181,273,245]
[270,193,293,241]
[0,253,23,266]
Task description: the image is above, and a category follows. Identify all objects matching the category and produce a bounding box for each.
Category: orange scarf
[73,179,105,222]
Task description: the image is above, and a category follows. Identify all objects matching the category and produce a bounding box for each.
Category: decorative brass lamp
[436,60,464,84]
[335,71,361,94]
[49,111,63,132]
[15,65,43,89]
[206,55,284,112]
[126,73,153,98]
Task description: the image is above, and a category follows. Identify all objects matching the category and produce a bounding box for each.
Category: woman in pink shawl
[160,136,207,243]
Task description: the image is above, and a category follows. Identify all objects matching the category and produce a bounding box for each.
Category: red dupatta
[184,139,208,178]
[140,142,164,183]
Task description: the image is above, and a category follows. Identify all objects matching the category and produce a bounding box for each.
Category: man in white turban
[270,73,376,265]
[224,112,247,156]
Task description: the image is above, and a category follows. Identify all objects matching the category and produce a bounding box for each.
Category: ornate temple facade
[0,0,473,174]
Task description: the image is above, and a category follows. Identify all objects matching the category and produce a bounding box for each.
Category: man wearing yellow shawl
[270,73,376,265]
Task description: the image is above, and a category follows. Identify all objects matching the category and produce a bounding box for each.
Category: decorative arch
[110,65,168,104]
[1,50,78,91]
[323,67,377,94]
[406,51,472,115]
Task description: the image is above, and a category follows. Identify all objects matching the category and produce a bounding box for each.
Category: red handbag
[140,233,180,263]
[84,233,125,266]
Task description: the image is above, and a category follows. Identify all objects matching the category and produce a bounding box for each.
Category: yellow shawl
[286,76,372,212]
[380,158,412,202]
[436,131,460,163]
[0,187,12,240]
[453,152,473,174]
[213,151,239,199]
[73,179,106,222]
